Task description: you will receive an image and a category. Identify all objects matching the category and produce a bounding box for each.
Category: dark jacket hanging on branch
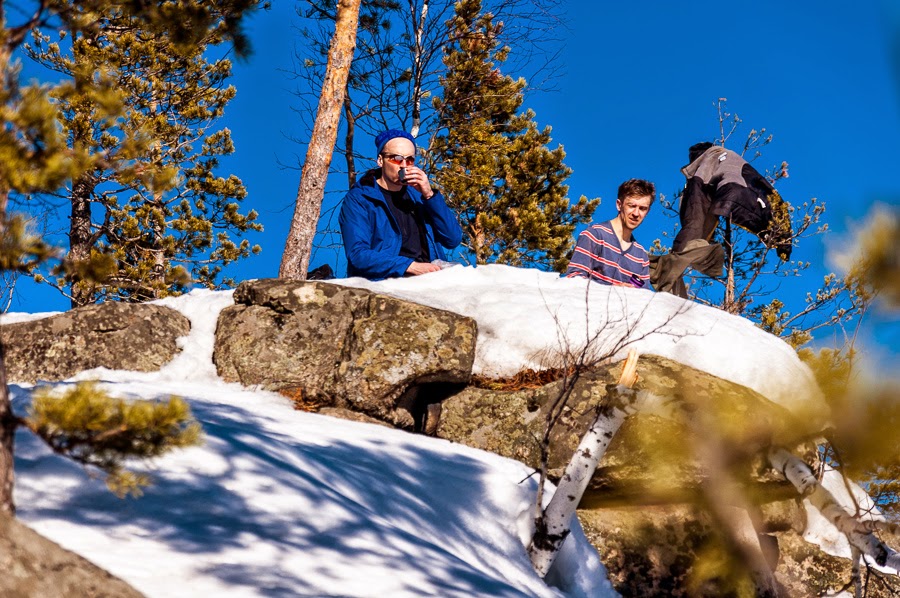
[673,142,793,260]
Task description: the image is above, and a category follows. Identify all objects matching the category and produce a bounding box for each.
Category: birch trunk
[769,447,900,571]
[407,0,428,137]
[528,351,640,577]
[280,0,361,280]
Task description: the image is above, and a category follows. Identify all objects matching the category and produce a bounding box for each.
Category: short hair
[617,178,656,205]
[688,141,714,164]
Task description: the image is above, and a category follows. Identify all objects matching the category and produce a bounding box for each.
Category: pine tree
[0,0,258,515]
[428,0,597,271]
[27,382,203,497]
[25,2,262,306]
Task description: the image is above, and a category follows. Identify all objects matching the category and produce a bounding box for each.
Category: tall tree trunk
[69,173,95,307]
[724,219,737,314]
[0,200,16,515]
[280,0,361,280]
[0,337,14,516]
[343,79,357,189]
[408,0,428,137]
[149,191,166,297]
[0,30,18,515]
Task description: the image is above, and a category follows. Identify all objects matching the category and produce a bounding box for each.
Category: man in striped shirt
[564,179,655,288]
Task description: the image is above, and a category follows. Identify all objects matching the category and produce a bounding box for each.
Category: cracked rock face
[1,303,190,384]
[213,279,477,429]
[437,354,816,488]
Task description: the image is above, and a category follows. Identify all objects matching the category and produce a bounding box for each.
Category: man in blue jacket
[339,129,463,280]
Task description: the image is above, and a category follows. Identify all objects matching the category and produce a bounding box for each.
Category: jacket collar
[356,168,421,205]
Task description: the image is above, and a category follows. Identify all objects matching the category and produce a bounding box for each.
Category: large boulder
[579,506,900,598]
[437,354,817,493]
[437,354,833,594]
[213,279,477,429]
[0,512,143,597]
[1,303,190,383]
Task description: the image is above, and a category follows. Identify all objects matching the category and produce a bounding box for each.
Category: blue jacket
[339,169,463,280]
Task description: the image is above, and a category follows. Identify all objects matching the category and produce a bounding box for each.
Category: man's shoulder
[630,240,649,258]
[343,173,382,204]
[584,220,615,236]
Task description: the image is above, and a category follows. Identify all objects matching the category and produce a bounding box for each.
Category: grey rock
[1,303,190,383]
[214,279,477,429]
[437,354,836,595]
[0,512,143,597]
[437,354,819,491]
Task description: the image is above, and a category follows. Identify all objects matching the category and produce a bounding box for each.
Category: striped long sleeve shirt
[564,220,650,288]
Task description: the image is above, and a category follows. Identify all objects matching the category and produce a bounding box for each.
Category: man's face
[616,194,652,232]
[377,138,416,185]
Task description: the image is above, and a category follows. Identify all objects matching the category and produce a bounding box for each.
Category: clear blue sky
[13,0,899,369]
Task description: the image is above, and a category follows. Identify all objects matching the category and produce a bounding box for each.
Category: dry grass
[469,366,575,391]
[279,387,325,412]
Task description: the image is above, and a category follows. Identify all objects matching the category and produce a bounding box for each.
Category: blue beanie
[375,129,415,154]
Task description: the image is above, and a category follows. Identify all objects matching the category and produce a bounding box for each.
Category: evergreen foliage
[843,205,900,308]
[0,215,56,273]
[24,2,263,305]
[292,0,565,266]
[427,0,597,271]
[799,207,900,520]
[0,0,258,515]
[27,382,203,497]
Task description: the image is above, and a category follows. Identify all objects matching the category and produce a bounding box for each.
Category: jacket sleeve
[339,191,414,279]
[421,191,462,249]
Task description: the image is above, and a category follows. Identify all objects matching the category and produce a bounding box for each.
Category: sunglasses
[381,153,416,166]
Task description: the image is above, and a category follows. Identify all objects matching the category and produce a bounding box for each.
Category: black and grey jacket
[675,146,792,260]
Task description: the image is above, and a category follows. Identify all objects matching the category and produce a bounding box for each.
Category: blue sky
[13,1,899,368]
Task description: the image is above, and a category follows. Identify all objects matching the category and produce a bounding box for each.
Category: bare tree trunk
[528,350,639,577]
[0,338,14,516]
[0,29,19,514]
[723,219,737,314]
[280,0,361,280]
[408,0,428,137]
[473,225,486,265]
[69,173,95,307]
[149,191,166,297]
[850,546,863,598]
[0,200,16,514]
[342,79,357,189]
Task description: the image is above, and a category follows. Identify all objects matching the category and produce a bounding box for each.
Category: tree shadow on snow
[12,384,545,598]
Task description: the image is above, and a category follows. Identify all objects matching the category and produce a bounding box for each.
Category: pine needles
[26,382,202,497]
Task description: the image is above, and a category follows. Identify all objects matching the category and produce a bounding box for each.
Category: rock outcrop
[6,282,873,596]
[213,279,477,429]
[0,512,143,597]
[1,303,190,383]
[436,354,840,595]
[437,354,818,492]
